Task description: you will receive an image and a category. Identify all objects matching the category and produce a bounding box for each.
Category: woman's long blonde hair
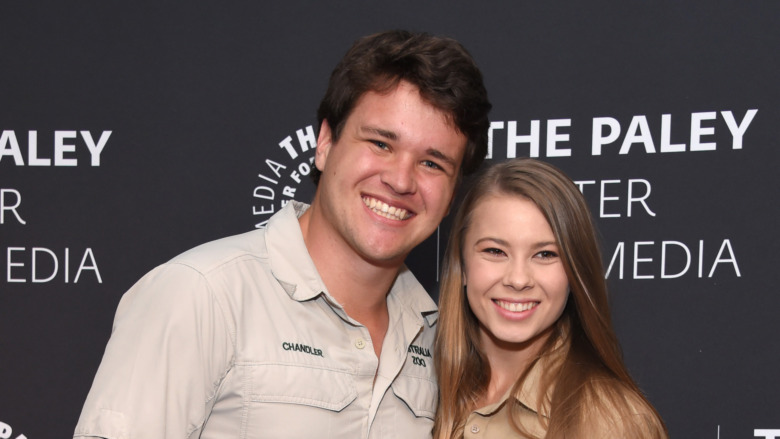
[433,158,667,438]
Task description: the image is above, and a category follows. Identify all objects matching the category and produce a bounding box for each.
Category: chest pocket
[247,363,356,409]
[242,363,358,438]
[391,373,437,419]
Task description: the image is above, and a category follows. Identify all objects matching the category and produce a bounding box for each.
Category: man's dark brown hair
[312,30,492,184]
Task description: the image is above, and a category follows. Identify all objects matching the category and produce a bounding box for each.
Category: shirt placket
[346,322,379,439]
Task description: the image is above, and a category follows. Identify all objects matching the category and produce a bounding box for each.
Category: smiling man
[74,30,491,439]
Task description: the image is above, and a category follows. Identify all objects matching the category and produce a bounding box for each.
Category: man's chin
[358,247,410,269]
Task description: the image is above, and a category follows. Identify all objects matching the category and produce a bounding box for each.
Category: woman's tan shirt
[462,348,665,439]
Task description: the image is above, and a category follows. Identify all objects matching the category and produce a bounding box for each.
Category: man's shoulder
[168,228,270,275]
[165,203,304,275]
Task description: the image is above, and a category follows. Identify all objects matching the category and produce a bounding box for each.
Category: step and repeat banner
[1,2,778,438]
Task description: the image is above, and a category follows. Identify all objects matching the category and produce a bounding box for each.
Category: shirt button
[470,424,480,434]
[354,338,366,349]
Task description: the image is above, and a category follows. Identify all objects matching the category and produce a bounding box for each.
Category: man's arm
[74,263,233,438]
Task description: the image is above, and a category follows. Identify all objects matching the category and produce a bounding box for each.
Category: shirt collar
[474,337,568,418]
[266,201,326,301]
[387,265,438,326]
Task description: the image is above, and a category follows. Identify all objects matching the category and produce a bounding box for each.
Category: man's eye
[421,160,441,170]
[372,140,389,149]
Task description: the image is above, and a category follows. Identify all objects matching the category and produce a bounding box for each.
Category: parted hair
[311,30,492,184]
[434,158,668,438]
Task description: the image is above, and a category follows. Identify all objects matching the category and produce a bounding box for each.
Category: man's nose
[381,156,417,195]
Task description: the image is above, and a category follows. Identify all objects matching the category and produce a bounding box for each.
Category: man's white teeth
[363,197,409,220]
[495,300,538,312]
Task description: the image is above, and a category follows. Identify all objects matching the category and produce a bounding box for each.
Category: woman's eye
[483,247,505,256]
[537,250,558,259]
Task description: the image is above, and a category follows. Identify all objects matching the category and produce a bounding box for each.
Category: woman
[434,158,668,438]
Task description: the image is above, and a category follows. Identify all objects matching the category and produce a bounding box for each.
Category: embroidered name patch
[408,344,432,367]
[282,341,324,357]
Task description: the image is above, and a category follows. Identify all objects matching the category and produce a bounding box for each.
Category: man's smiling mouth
[363,196,411,220]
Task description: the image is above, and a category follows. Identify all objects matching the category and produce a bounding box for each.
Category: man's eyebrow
[360,125,398,141]
[427,148,457,169]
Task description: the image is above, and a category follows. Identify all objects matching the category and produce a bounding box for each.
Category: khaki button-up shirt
[463,352,550,439]
[463,343,664,439]
[74,201,438,438]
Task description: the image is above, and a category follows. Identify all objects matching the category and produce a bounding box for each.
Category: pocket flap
[248,363,357,412]
[391,375,437,419]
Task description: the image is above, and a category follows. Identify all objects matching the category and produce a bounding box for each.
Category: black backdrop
[2,2,779,438]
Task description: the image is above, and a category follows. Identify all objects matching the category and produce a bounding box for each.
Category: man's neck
[297,206,400,321]
[298,205,401,360]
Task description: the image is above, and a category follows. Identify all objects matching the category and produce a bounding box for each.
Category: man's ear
[315,119,333,173]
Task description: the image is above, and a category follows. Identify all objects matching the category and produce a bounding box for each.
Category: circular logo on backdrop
[0,420,28,439]
[251,124,317,228]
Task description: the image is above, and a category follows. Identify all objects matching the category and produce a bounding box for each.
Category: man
[74,30,491,438]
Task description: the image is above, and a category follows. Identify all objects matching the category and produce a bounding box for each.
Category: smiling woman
[462,194,570,359]
[434,158,669,439]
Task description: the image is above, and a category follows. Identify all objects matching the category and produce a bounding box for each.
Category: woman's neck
[476,326,553,407]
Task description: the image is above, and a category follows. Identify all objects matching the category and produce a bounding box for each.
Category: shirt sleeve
[73,262,234,439]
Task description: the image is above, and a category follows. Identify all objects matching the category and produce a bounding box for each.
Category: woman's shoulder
[582,378,668,438]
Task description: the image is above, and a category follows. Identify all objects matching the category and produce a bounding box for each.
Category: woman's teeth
[494,300,538,312]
